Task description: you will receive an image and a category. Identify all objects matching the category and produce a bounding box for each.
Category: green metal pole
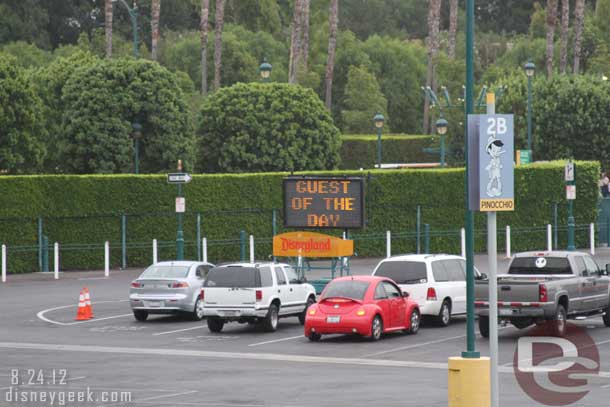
[121,214,127,269]
[42,235,49,272]
[424,224,430,254]
[196,212,201,261]
[176,184,184,260]
[272,209,278,237]
[416,205,421,254]
[440,135,446,168]
[527,75,533,156]
[463,0,479,359]
[376,127,382,168]
[37,217,43,272]
[239,230,246,262]
[134,137,140,174]
[553,202,559,249]
[606,217,610,248]
[567,200,575,251]
[130,7,139,58]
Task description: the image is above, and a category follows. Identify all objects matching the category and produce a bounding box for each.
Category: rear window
[322,280,370,301]
[508,257,572,275]
[374,261,427,284]
[140,265,190,279]
[204,267,260,287]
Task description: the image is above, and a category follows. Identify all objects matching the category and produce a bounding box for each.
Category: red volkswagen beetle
[304,276,420,342]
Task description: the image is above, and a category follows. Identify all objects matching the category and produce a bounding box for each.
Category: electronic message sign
[283,177,364,229]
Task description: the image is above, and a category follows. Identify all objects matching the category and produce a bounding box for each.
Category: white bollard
[152,239,158,264]
[506,226,511,258]
[104,241,110,277]
[547,224,553,252]
[202,238,208,263]
[590,223,595,255]
[54,242,59,280]
[460,228,466,258]
[249,235,254,263]
[1,244,6,283]
[386,230,391,258]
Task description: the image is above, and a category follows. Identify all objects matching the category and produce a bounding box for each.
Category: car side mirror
[476,273,488,280]
[402,291,410,298]
[602,264,610,277]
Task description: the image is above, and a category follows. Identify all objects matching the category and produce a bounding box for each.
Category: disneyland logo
[281,238,331,252]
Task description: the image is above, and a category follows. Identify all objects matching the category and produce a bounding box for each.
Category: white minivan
[372,254,478,326]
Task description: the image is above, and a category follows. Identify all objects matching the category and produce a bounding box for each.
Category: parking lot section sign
[283,177,364,229]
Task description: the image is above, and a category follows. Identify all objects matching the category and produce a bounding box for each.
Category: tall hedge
[340,135,437,169]
[0,161,599,273]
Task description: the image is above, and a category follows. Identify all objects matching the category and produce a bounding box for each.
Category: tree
[545,0,558,78]
[214,0,226,90]
[105,0,113,58]
[288,0,303,84]
[324,0,339,110]
[299,0,310,70]
[448,0,458,59]
[197,82,341,173]
[341,66,389,134]
[0,55,46,173]
[59,58,193,173]
[573,0,585,74]
[200,0,210,95]
[559,0,569,73]
[0,41,52,68]
[151,0,161,61]
[423,0,442,134]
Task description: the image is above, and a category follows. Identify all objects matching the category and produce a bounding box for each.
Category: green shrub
[340,135,436,169]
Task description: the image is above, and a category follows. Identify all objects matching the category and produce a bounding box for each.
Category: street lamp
[132,122,142,174]
[374,113,385,168]
[436,118,448,168]
[525,60,535,159]
[112,0,139,58]
[259,58,272,82]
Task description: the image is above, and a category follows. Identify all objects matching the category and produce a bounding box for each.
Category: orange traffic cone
[75,290,91,321]
[83,287,94,318]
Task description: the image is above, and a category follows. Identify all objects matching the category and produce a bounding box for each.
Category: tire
[370,315,383,341]
[299,297,315,325]
[263,303,279,332]
[604,303,610,327]
[406,309,420,335]
[190,298,205,321]
[133,310,148,322]
[207,317,224,333]
[479,315,490,338]
[550,305,567,337]
[437,300,452,327]
[308,332,321,342]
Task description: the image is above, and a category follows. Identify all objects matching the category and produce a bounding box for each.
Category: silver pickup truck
[476,251,610,337]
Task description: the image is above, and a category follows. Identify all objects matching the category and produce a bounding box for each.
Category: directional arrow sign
[167,173,192,184]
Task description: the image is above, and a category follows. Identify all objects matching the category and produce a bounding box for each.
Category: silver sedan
[129,261,214,321]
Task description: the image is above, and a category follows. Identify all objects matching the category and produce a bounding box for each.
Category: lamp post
[259,59,272,83]
[525,61,535,159]
[113,0,139,58]
[374,113,385,168]
[436,118,448,168]
[132,122,142,174]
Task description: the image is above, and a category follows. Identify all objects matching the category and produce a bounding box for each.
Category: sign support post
[168,161,191,261]
[565,160,576,251]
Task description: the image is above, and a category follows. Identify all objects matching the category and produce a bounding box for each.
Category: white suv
[372,254,478,326]
[202,262,316,333]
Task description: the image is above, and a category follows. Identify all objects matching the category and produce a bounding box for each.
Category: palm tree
[105,0,113,58]
[214,0,225,91]
[200,0,210,95]
[289,0,303,84]
[151,0,161,61]
[573,0,586,74]
[559,0,569,73]
[545,0,558,78]
[423,0,442,134]
[448,0,458,59]
[325,0,339,110]
[300,0,311,70]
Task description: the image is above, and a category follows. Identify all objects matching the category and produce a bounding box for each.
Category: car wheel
[308,332,321,342]
[406,309,420,335]
[299,297,315,325]
[207,317,224,333]
[479,316,490,338]
[190,298,205,321]
[437,300,451,327]
[263,303,279,332]
[133,310,148,322]
[370,315,383,341]
[551,305,567,337]
[603,301,610,327]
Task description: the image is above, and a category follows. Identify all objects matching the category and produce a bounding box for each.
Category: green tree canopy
[197,82,341,173]
[341,66,389,134]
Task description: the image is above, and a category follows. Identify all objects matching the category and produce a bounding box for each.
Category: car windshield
[204,267,258,288]
[140,265,190,279]
[508,257,572,275]
[322,280,370,300]
[374,261,427,284]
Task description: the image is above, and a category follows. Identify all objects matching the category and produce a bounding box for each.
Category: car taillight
[171,281,189,288]
[199,289,204,300]
[356,309,366,316]
[427,287,437,301]
[131,281,142,288]
[256,290,263,301]
[308,308,316,316]
[539,284,548,302]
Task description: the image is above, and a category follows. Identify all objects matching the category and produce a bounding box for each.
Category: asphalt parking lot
[1,251,610,407]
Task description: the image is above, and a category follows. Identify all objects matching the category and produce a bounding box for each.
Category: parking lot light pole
[436,118,448,168]
[259,58,272,83]
[374,113,385,168]
[525,61,535,157]
[113,0,139,58]
[176,160,185,260]
[132,122,142,174]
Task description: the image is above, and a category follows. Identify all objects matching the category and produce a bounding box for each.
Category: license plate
[499,308,513,316]
[326,316,341,323]
[222,310,238,317]
[146,301,163,307]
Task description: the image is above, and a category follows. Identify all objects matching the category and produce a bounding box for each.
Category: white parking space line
[248,335,303,347]
[361,334,466,358]
[78,277,109,281]
[105,390,198,407]
[36,300,129,326]
[152,326,206,336]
